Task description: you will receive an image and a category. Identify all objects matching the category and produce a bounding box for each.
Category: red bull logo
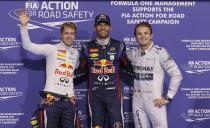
[59,63,73,70]
[55,69,73,77]
[94,59,113,67]
[91,66,115,74]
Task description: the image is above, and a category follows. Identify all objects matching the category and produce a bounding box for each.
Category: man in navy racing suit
[78,13,132,128]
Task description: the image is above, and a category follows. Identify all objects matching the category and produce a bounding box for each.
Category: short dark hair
[134,22,152,36]
[60,22,77,33]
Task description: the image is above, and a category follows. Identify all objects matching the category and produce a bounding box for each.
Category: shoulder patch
[154,45,163,50]
[153,45,166,55]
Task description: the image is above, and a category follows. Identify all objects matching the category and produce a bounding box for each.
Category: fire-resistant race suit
[79,38,131,128]
[20,27,80,128]
[126,43,182,128]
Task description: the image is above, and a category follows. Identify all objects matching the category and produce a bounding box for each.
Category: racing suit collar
[96,37,110,46]
[142,42,154,55]
[60,41,73,49]
[145,42,154,53]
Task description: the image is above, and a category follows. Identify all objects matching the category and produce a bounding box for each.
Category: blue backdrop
[0,1,210,128]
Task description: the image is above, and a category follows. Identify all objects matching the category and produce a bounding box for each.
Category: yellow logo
[31,119,38,125]
[90,53,99,58]
[57,53,65,58]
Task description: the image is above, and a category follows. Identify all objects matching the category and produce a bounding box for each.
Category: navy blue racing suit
[79,38,131,128]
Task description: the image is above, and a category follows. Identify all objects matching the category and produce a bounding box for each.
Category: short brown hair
[134,22,152,36]
[60,22,77,33]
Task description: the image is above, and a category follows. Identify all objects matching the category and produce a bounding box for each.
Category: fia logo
[25,1,39,10]
[188,60,194,68]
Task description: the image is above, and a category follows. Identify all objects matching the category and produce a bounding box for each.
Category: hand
[153,97,169,108]
[18,8,30,27]
[69,96,76,105]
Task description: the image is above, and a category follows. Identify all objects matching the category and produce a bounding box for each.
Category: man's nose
[101,25,106,29]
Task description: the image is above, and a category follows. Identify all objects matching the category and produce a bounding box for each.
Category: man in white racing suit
[126,22,182,128]
[19,9,80,128]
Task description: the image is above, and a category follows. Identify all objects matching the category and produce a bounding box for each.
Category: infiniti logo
[97,75,109,82]
[60,77,69,83]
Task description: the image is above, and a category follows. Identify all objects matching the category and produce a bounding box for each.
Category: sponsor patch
[110,55,115,60]
[94,59,113,67]
[59,62,73,70]
[55,69,73,77]
[57,53,65,58]
[90,53,99,58]
[89,48,99,53]
[91,66,115,74]
[110,47,115,51]
[57,49,66,54]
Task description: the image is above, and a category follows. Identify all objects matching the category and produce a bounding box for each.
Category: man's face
[61,26,76,46]
[135,26,153,47]
[95,23,111,39]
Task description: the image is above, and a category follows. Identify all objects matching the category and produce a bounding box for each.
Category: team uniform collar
[60,41,73,50]
[140,42,154,56]
[96,37,110,46]
[144,42,154,54]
